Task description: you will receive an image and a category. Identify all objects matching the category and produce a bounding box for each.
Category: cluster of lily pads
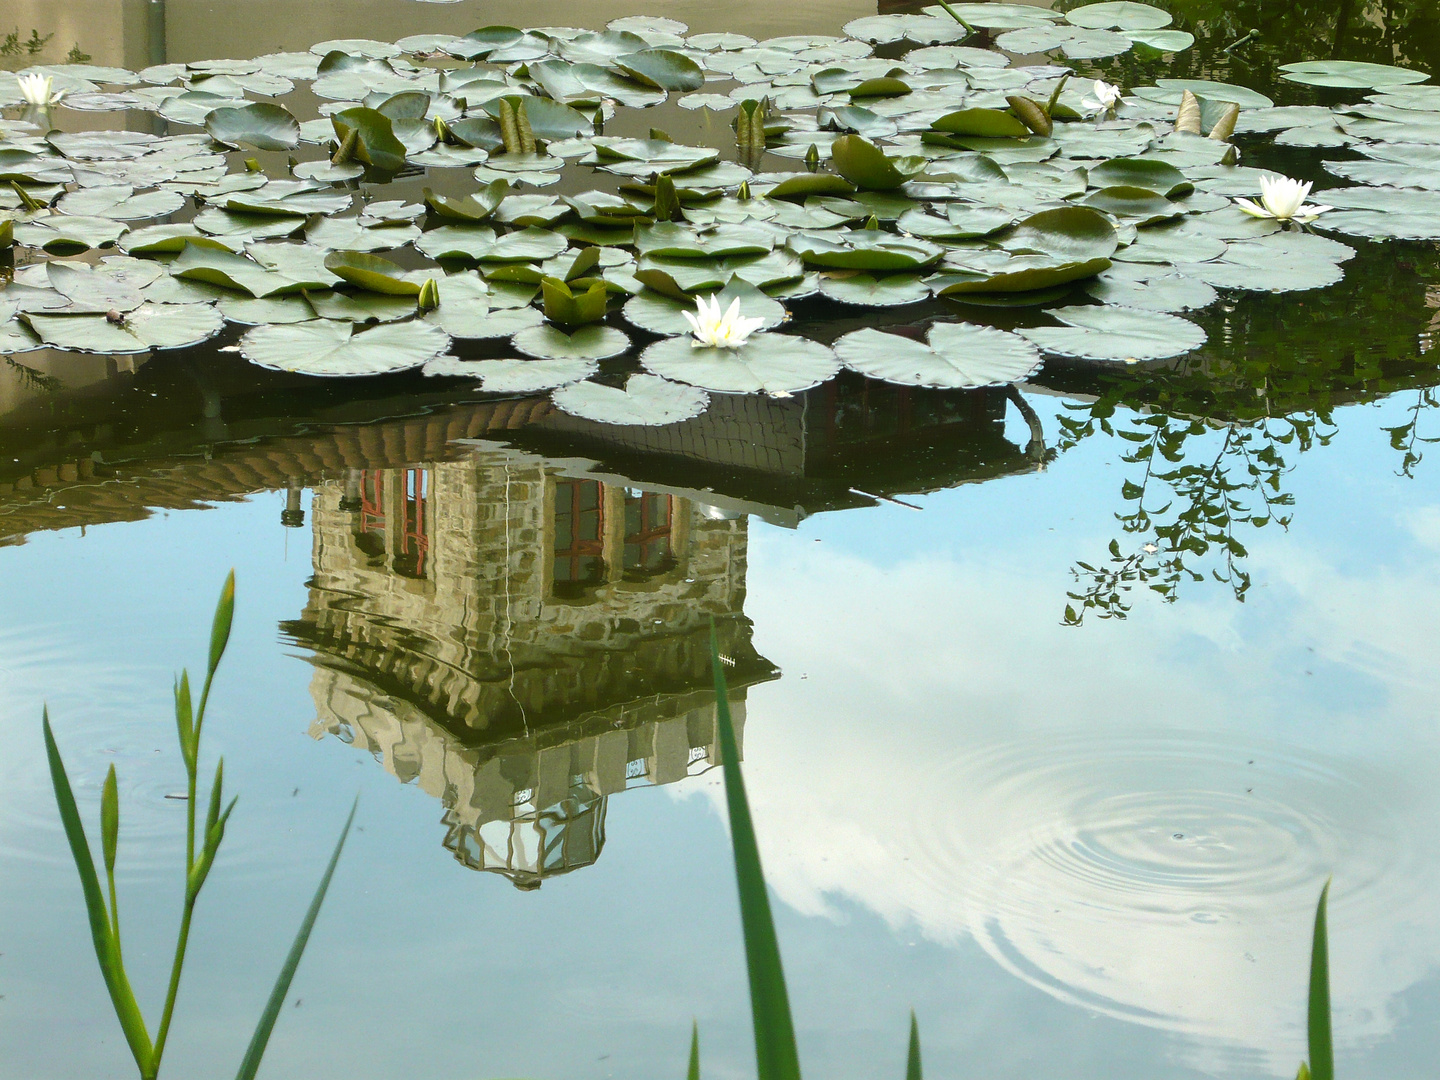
[0,2,1435,426]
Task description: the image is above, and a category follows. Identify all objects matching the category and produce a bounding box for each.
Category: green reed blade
[1307,880,1333,1080]
[687,1020,700,1080]
[43,712,154,1070]
[906,1012,921,1080]
[207,571,236,682]
[234,798,357,1080]
[709,628,802,1080]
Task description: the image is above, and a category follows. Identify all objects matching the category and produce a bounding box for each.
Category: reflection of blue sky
[728,394,1440,1075]
[0,394,1436,1079]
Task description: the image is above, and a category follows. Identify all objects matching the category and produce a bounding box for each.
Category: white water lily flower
[16,73,64,106]
[1233,174,1333,223]
[1082,79,1123,112]
[683,294,765,349]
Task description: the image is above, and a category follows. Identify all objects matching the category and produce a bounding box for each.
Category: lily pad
[240,319,449,376]
[512,323,631,360]
[640,332,840,394]
[1087,157,1193,197]
[205,103,301,151]
[1003,206,1119,260]
[423,356,598,392]
[817,272,930,307]
[615,49,705,92]
[1019,304,1205,361]
[322,251,424,295]
[23,303,223,353]
[552,373,710,425]
[834,322,1041,388]
[1280,60,1429,89]
[1065,2,1171,30]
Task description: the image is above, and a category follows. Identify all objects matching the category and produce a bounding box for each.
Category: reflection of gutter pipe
[147,0,166,66]
[147,0,167,137]
[1006,384,1048,468]
[339,468,363,513]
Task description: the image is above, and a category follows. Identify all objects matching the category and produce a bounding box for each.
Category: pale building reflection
[287,448,777,887]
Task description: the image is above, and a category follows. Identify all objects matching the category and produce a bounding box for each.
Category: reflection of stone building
[285,452,777,887]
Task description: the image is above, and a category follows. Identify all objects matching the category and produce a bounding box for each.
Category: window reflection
[622,490,676,581]
[552,479,606,597]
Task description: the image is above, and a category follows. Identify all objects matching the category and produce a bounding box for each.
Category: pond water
[2,1,1439,1078]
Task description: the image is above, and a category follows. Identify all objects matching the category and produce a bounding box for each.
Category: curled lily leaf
[683,294,766,348]
[1233,175,1333,223]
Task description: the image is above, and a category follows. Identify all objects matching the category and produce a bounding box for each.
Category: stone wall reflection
[286,450,777,888]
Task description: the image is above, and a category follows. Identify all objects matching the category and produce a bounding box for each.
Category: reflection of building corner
[286,449,777,888]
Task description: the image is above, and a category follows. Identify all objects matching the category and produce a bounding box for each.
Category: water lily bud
[416,278,440,312]
[0,218,12,250]
[1209,102,1239,142]
[244,158,262,173]
[1175,90,1202,134]
[736,179,751,201]
[1006,95,1052,137]
[649,127,673,143]
[804,142,820,172]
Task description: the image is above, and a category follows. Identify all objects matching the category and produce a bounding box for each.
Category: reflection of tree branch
[4,356,61,394]
[1384,388,1440,478]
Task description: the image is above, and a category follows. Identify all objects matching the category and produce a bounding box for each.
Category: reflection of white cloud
[1400,505,1440,550]
[714,526,1440,1073]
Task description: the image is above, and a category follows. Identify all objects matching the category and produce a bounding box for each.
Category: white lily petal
[1232,197,1274,219]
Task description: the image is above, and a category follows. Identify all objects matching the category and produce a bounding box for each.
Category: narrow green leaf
[906,1012,922,1080]
[1307,880,1333,1080]
[234,798,358,1080]
[687,1020,701,1080]
[709,629,802,1080]
[175,672,196,769]
[43,713,154,1070]
[101,765,119,878]
[208,570,236,681]
[205,758,225,837]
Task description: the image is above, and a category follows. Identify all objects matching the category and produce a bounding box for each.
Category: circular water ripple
[905,730,1424,1039]
[0,629,279,884]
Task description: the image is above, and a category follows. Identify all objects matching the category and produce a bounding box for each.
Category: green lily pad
[1019,304,1205,361]
[930,108,1030,138]
[322,251,424,295]
[240,319,449,376]
[56,185,186,220]
[829,135,922,191]
[14,216,128,254]
[634,222,775,259]
[23,303,223,353]
[513,323,631,360]
[204,103,301,151]
[1149,79,1273,110]
[615,49,705,91]
[552,373,710,425]
[640,332,839,395]
[1280,60,1429,89]
[1085,270,1217,312]
[766,173,857,200]
[1065,2,1170,30]
[45,262,145,313]
[423,355,598,392]
[1087,157,1194,197]
[833,322,1041,388]
[172,243,329,297]
[1003,206,1119,260]
[995,25,1133,59]
[929,255,1113,295]
[787,230,943,270]
[218,294,316,325]
[330,107,408,173]
[817,271,930,307]
[1084,185,1181,223]
[305,218,420,253]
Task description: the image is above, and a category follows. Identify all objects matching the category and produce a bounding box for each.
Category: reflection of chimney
[338,468,363,513]
[281,477,305,528]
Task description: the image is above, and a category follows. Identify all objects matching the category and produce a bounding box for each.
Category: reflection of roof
[1,358,1040,542]
[0,398,552,544]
